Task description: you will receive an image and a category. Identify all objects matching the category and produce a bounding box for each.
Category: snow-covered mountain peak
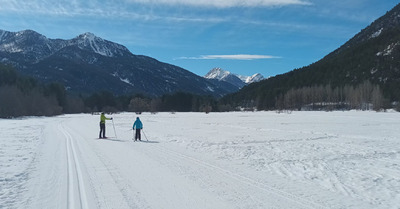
[78,32,97,39]
[247,73,264,83]
[0,28,132,63]
[204,68,264,89]
[72,32,128,57]
[75,32,107,45]
[236,73,264,84]
[205,68,231,80]
[0,29,45,45]
[17,29,43,37]
[0,29,51,55]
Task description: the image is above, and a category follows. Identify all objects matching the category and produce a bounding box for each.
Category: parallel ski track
[59,123,89,209]
[88,138,143,208]
[61,121,145,209]
[145,144,326,209]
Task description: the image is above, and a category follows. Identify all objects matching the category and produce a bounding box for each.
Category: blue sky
[0,0,398,77]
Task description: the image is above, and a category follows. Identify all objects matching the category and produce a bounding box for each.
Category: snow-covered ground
[1,111,399,209]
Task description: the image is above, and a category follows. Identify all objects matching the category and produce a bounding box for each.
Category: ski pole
[112,119,117,138]
[142,129,149,141]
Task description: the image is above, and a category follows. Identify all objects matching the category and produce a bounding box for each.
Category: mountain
[205,68,246,89]
[237,73,265,84]
[0,29,235,97]
[223,3,400,109]
[204,68,264,89]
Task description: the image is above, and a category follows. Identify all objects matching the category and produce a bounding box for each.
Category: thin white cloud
[0,0,230,23]
[178,54,281,60]
[0,0,312,16]
[127,0,312,8]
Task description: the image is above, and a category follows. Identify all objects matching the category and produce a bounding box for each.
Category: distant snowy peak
[205,67,264,83]
[205,68,231,80]
[237,73,265,84]
[205,68,245,89]
[73,32,130,57]
[204,68,264,89]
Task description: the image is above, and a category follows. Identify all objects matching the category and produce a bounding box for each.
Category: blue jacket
[133,118,143,129]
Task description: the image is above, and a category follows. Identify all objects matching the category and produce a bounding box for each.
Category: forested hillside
[0,64,221,118]
[221,3,400,111]
[0,64,66,117]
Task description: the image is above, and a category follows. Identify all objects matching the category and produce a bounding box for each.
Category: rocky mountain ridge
[0,29,237,97]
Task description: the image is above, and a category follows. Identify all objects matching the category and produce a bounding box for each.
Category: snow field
[1,111,399,208]
[0,118,45,207]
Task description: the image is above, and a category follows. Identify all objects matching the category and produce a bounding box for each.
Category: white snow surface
[1,111,399,209]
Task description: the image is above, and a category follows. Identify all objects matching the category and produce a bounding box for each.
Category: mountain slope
[0,29,234,97]
[223,3,400,109]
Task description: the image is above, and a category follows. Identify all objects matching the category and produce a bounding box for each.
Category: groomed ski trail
[60,120,146,209]
[59,123,89,209]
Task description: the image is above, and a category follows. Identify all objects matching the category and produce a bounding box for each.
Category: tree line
[82,91,220,114]
[1,63,397,118]
[0,64,65,117]
[0,64,228,118]
[274,81,389,111]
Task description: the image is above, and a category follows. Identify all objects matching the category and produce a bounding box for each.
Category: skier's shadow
[96,137,125,142]
[132,140,159,143]
[142,140,159,143]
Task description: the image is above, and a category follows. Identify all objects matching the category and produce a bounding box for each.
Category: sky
[0,0,399,78]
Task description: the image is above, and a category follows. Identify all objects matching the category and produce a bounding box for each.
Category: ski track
[59,123,89,209]
[62,120,146,209]
[86,138,145,209]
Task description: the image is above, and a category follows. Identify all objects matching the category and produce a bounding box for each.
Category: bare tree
[371,85,384,111]
[129,97,150,113]
[150,98,162,113]
[277,81,387,111]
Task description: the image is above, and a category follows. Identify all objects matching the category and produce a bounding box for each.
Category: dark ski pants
[99,122,106,138]
[135,129,141,141]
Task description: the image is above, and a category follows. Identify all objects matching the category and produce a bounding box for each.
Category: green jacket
[100,114,111,124]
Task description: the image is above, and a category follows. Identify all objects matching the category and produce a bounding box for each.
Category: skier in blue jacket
[132,117,143,141]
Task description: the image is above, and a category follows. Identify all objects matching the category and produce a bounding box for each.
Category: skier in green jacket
[99,112,112,138]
